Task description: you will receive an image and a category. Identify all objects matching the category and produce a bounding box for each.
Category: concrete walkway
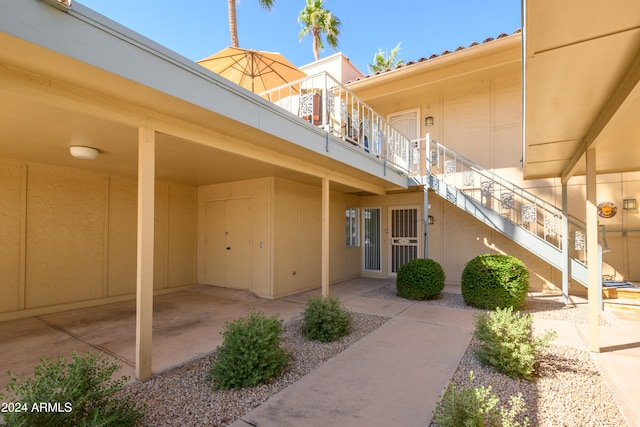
[231,283,640,427]
[231,292,476,427]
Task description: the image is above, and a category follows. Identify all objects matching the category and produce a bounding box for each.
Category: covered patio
[524,0,640,351]
[0,283,311,392]
[0,0,408,381]
[0,277,402,393]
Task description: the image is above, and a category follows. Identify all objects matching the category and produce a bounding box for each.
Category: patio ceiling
[523,0,640,180]
[0,90,316,188]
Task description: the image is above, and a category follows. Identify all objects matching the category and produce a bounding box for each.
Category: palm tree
[298,0,341,61]
[228,0,275,48]
[368,43,405,73]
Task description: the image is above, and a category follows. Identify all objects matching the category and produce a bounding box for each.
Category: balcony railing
[260,72,418,174]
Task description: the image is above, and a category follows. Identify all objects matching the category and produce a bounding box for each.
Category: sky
[77,0,521,74]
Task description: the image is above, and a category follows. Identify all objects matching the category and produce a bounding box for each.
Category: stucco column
[136,125,155,380]
[321,177,330,296]
[586,147,600,352]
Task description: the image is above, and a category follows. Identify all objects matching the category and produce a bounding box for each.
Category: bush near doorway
[461,254,529,309]
[396,258,446,300]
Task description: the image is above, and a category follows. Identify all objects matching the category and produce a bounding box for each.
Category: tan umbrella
[198,47,306,93]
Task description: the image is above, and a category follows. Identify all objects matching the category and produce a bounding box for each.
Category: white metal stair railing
[419,138,591,287]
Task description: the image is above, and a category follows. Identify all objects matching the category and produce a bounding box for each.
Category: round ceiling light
[70,146,99,160]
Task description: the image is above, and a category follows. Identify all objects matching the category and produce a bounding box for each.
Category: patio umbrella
[198,47,306,93]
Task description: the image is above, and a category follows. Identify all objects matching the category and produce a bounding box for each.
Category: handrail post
[322,72,328,131]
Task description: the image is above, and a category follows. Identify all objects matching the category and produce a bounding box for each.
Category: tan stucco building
[1,0,638,378]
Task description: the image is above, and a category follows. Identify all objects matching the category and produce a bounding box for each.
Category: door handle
[226,247,231,250]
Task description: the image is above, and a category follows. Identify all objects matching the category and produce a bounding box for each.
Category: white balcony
[260,72,419,175]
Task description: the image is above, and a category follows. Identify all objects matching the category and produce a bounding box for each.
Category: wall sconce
[427,215,435,225]
[70,146,99,160]
[623,198,637,210]
[425,116,434,127]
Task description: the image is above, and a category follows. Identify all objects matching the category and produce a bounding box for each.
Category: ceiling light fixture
[70,146,99,160]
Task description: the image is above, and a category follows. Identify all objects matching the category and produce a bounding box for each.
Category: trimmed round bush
[396,258,446,300]
[302,296,353,342]
[461,254,529,309]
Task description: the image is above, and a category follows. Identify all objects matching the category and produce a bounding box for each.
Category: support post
[136,125,155,380]
[561,181,569,305]
[321,177,330,296]
[586,147,600,352]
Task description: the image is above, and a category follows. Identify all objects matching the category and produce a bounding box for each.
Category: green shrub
[3,352,144,427]
[461,254,529,309]
[396,258,446,300]
[433,371,530,427]
[301,296,353,342]
[210,309,289,390]
[474,307,557,380]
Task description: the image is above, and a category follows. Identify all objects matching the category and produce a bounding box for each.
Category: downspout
[423,133,431,259]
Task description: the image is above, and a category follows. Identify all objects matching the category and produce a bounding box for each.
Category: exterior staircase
[415,138,640,311]
[417,138,589,285]
[260,72,637,310]
[602,283,640,313]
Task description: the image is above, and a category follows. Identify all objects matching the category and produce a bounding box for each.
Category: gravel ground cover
[429,339,626,426]
[369,284,626,426]
[119,312,388,427]
[121,285,627,426]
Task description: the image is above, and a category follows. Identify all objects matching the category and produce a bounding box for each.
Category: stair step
[602,287,640,300]
[604,299,640,314]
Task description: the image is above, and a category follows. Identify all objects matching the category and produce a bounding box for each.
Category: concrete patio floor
[1,278,639,426]
[0,283,313,393]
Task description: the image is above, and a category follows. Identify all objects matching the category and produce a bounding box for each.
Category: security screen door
[389,206,420,274]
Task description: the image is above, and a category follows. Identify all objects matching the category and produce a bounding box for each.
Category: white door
[389,206,421,275]
[204,198,251,289]
[388,109,419,170]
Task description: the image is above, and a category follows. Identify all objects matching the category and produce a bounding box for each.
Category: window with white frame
[345,207,360,247]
